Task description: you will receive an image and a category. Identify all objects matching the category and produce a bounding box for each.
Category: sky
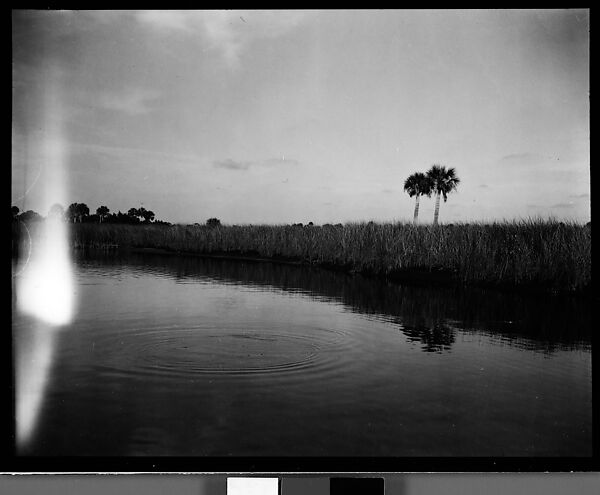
[12,10,590,225]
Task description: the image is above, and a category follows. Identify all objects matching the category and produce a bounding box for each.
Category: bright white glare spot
[17,216,74,326]
[14,218,74,448]
[15,324,55,449]
[227,478,279,495]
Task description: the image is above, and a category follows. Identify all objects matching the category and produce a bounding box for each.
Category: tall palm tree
[426,164,460,225]
[404,172,432,223]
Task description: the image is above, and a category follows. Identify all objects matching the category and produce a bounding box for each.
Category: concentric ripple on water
[90,322,352,378]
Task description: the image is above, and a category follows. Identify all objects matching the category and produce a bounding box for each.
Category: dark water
[13,252,592,456]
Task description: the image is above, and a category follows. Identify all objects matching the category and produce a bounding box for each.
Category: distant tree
[19,210,42,223]
[141,209,155,223]
[96,205,110,223]
[67,203,90,223]
[426,165,460,226]
[104,212,117,223]
[125,206,155,224]
[11,206,19,221]
[136,207,154,223]
[206,218,221,227]
[127,207,139,221]
[66,203,78,222]
[80,204,90,222]
[109,211,132,224]
[404,172,432,224]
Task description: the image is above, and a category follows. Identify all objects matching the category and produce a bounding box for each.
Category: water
[12,252,592,456]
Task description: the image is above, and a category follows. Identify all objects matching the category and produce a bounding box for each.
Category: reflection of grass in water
[176,253,592,351]
[15,219,590,292]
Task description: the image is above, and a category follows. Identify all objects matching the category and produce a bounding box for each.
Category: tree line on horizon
[404,164,460,225]
[12,166,460,227]
[11,203,170,225]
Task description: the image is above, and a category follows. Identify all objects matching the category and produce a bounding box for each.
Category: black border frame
[5,7,596,475]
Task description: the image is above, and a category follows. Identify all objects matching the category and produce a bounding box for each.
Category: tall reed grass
[13,219,591,292]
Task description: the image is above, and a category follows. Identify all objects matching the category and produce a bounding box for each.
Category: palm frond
[404,172,432,197]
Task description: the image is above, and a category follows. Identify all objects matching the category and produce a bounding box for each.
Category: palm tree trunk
[413,195,420,223]
[433,191,441,225]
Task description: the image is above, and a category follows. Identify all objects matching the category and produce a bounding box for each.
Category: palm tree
[403,172,432,223]
[426,164,460,225]
[77,203,90,222]
[96,205,110,223]
[67,202,90,223]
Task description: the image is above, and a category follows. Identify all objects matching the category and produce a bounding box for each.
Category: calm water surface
[13,252,592,456]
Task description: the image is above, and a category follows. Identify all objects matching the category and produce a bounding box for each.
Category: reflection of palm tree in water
[401,318,455,353]
[92,252,590,352]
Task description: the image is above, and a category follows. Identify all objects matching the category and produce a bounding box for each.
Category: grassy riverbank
[13,219,591,293]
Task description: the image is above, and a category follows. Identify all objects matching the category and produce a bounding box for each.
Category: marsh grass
[14,219,590,292]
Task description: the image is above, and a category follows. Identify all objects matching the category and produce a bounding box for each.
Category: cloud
[382,189,395,194]
[213,159,251,171]
[551,202,575,209]
[568,193,590,199]
[134,10,311,68]
[478,184,489,188]
[213,156,299,171]
[96,88,161,115]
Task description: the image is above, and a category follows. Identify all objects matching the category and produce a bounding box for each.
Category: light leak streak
[14,69,75,450]
[15,201,75,452]
[15,207,75,453]
[13,319,57,452]
[17,217,74,326]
